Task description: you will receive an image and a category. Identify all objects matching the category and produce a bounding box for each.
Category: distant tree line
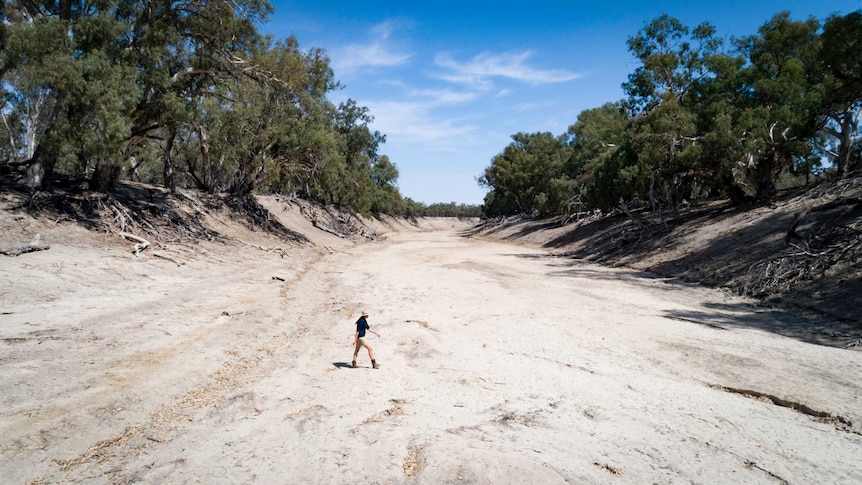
[480,11,862,218]
[0,0,402,216]
[400,199,482,218]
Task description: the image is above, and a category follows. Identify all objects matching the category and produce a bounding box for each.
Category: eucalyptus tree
[623,14,724,210]
[818,10,862,178]
[731,12,823,199]
[178,35,339,197]
[2,1,141,189]
[118,0,273,193]
[565,102,636,211]
[324,99,387,214]
[368,154,402,214]
[1,0,274,191]
[479,132,572,217]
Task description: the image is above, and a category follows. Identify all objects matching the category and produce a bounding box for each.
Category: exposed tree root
[744,460,789,485]
[745,211,862,298]
[710,384,856,433]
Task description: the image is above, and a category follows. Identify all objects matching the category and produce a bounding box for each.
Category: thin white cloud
[377,79,410,90]
[365,99,481,147]
[406,88,478,105]
[330,20,412,76]
[360,83,482,146]
[434,50,581,89]
[371,19,403,39]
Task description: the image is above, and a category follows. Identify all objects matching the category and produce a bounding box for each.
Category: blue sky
[264,1,861,205]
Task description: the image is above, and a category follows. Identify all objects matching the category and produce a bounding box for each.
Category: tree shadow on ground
[524,253,861,349]
[543,202,735,260]
[545,263,664,283]
[505,218,567,240]
[460,215,560,240]
[515,194,860,326]
[661,303,861,349]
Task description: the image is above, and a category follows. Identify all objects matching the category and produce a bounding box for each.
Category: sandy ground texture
[1,196,862,484]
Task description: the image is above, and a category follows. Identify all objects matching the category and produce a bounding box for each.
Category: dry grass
[406,319,439,332]
[593,462,621,476]
[402,445,424,477]
[52,352,267,473]
[362,399,408,424]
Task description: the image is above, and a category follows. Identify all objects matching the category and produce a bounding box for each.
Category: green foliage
[1,1,411,216]
[624,15,724,208]
[583,142,642,211]
[728,12,824,199]
[400,199,482,218]
[478,132,572,217]
[369,155,403,214]
[818,10,862,177]
[3,11,140,187]
[623,14,720,112]
[480,10,862,217]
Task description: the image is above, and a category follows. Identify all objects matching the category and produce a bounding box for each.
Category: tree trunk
[25,145,53,191]
[753,152,779,201]
[91,160,119,192]
[59,0,72,20]
[163,130,177,194]
[126,156,143,182]
[198,124,215,192]
[836,105,860,179]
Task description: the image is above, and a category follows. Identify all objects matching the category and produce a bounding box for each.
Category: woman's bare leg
[352,340,362,366]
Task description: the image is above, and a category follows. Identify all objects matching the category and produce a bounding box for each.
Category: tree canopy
[0,0,408,216]
[3,6,859,219]
[479,10,862,217]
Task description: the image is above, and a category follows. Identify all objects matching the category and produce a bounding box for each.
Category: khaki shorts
[355,337,369,348]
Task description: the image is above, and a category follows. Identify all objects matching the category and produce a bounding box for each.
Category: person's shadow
[332,362,355,368]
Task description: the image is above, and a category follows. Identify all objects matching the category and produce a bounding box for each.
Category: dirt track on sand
[2,224,861,484]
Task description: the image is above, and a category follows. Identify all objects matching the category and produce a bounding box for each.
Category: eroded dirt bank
[468,177,862,328]
[2,206,860,483]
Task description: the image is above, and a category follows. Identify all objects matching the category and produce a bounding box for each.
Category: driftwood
[618,198,646,229]
[785,197,862,243]
[120,231,150,255]
[152,252,183,266]
[237,239,288,257]
[312,220,349,238]
[745,196,862,297]
[0,234,50,256]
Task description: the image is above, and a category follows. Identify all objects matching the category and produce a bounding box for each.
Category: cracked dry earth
[2,226,862,484]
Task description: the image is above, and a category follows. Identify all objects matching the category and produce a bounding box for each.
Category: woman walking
[352,310,380,369]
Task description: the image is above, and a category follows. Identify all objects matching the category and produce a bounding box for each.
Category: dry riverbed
[1,209,861,484]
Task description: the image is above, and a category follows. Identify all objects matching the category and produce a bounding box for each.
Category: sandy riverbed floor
[1,212,861,484]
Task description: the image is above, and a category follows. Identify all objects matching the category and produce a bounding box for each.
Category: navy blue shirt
[356,317,369,338]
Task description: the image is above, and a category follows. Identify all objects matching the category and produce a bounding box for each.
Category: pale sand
[1,202,861,484]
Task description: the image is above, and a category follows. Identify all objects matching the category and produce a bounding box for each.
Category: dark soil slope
[468,177,862,328]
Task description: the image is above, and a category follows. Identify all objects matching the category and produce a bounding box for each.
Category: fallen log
[0,234,50,256]
[786,197,862,243]
[222,309,248,316]
[152,252,183,266]
[312,219,349,238]
[120,231,150,255]
[237,239,288,257]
